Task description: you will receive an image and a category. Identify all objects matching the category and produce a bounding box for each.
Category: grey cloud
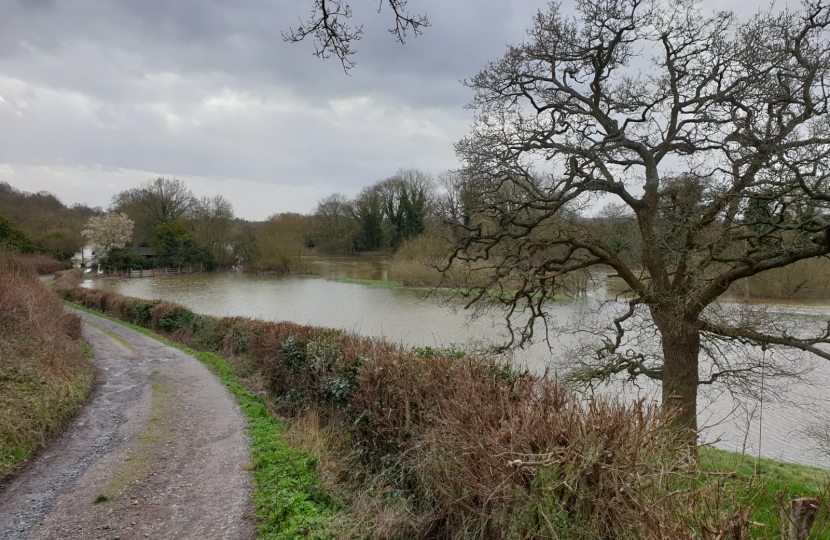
[0,0,778,217]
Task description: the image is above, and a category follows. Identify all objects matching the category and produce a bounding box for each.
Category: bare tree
[284,0,429,71]
[314,193,358,252]
[449,0,830,444]
[138,177,197,226]
[190,195,235,267]
[111,177,197,243]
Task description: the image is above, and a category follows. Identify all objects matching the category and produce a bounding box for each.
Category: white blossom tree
[82,212,134,262]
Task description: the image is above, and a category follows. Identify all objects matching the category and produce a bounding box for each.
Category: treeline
[105,177,240,270]
[0,169,462,273]
[0,183,101,260]
[310,168,437,253]
[243,168,453,274]
[4,173,829,299]
[102,172,445,272]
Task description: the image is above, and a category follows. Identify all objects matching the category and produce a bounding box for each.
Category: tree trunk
[655,313,701,450]
[784,498,820,540]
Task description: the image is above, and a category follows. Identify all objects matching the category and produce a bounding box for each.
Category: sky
[0,0,766,220]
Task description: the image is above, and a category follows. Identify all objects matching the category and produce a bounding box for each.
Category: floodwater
[84,254,830,469]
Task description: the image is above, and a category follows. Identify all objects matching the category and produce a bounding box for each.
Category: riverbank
[0,259,93,479]
[60,286,830,538]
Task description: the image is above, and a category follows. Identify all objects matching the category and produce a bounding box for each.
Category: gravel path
[0,310,256,539]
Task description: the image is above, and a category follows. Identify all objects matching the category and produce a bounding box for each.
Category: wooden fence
[98,266,205,278]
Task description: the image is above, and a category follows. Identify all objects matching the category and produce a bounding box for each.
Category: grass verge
[65,302,339,539]
[85,320,135,351]
[700,447,830,533]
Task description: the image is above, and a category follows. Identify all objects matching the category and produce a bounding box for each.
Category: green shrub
[133,302,154,325]
[231,328,249,354]
[157,308,196,333]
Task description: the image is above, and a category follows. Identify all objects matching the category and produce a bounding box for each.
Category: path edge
[64,302,339,539]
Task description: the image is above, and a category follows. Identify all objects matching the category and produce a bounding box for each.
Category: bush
[734,257,830,299]
[0,251,64,275]
[156,307,197,333]
[53,268,83,290]
[101,247,154,270]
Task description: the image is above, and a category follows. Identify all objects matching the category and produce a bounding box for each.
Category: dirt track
[0,310,256,539]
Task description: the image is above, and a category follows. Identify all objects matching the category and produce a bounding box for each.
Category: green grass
[66,301,339,539]
[191,348,339,538]
[93,493,112,503]
[699,448,830,536]
[84,320,135,351]
[0,446,28,475]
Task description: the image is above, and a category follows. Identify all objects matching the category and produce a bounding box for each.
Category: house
[132,246,156,259]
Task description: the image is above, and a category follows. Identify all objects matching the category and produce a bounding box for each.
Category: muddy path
[0,310,256,539]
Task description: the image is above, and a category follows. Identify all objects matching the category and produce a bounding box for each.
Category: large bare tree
[111,177,197,243]
[448,0,830,443]
[190,195,235,267]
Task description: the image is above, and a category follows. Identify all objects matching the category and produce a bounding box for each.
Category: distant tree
[449,0,830,446]
[190,195,235,267]
[352,186,385,251]
[136,177,196,225]
[0,214,39,254]
[111,177,196,243]
[151,220,213,268]
[377,169,433,247]
[231,223,260,267]
[436,170,473,228]
[252,213,311,272]
[82,213,134,262]
[313,193,358,252]
[284,0,429,71]
[150,221,192,253]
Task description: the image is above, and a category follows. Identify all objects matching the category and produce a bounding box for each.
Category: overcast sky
[0,0,769,219]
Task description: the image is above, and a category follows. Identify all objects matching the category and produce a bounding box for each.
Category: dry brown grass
[606,258,830,301]
[52,268,84,290]
[284,408,353,495]
[0,252,64,276]
[390,234,494,289]
[730,257,830,300]
[0,256,92,478]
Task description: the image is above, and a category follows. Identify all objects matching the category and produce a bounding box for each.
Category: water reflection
[306,253,390,281]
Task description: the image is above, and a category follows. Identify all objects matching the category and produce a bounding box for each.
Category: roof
[132,247,155,256]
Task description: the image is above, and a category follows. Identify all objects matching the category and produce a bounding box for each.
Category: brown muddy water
[84,255,830,469]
